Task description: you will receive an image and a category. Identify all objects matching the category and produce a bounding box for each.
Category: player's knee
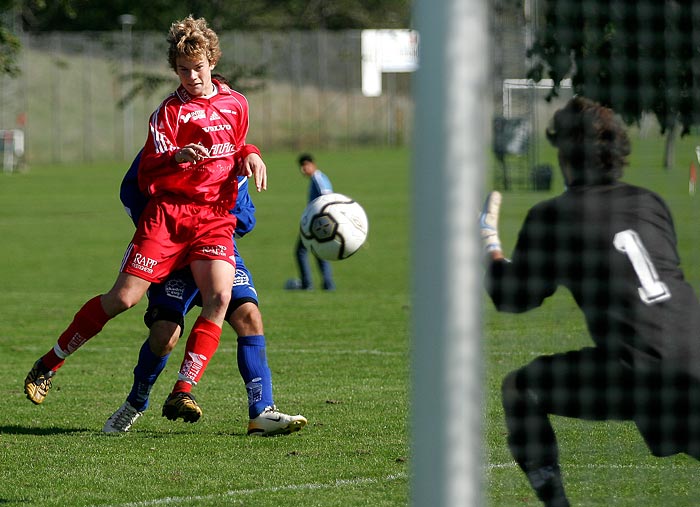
[148,320,181,355]
[229,302,263,335]
[502,369,543,418]
[501,370,528,413]
[217,289,232,309]
[203,289,231,313]
[102,290,141,315]
[502,370,519,399]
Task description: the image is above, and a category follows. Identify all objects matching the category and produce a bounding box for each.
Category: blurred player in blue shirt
[288,153,335,290]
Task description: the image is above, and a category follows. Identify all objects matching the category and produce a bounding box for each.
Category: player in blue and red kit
[101,149,306,435]
[24,16,266,420]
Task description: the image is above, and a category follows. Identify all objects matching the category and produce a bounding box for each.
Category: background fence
[0,30,413,165]
[0,8,569,171]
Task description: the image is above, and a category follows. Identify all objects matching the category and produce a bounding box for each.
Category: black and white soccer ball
[300,193,369,261]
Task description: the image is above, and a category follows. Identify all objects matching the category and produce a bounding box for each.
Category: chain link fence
[0,30,413,165]
[0,11,569,170]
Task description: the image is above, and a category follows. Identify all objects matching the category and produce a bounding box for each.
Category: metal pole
[411,0,489,505]
[119,14,136,161]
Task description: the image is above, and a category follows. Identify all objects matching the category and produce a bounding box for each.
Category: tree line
[0,0,411,78]
[526,0,700,169]
[6,0,700,169]
[16,0,412,32]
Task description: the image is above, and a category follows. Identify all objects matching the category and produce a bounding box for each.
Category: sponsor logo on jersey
[202,124,232,133]
[201,244,228,257]
[131,253,158,274]
[220,109,238,115]
[164,278,187,300]
[179,110,206,123]
[210,111,221,121]
[209,142,237,157]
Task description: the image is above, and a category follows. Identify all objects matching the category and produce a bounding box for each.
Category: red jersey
[121,79,260,283]
[138,79,260,210]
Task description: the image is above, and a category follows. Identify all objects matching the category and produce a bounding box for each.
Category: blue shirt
[309,169,333,202]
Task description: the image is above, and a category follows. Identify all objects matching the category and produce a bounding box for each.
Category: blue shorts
[144,243,258,330]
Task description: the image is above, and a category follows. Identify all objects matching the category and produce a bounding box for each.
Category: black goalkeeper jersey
[486,181,700,380]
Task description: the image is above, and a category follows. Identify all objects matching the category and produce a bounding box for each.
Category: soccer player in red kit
[24,16,267,423]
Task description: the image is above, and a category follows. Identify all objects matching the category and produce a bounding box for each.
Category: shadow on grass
[0,425,252,438]
[0,424,90,436]
[132,429,248,438]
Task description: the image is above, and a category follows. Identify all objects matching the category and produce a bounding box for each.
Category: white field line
[188,347,406,357]
[487,351,570,361]
[94,462,691,507]
[69,347,406,357]
[92,473,408,507]
[487,461,692,471]
[270,348,406,356]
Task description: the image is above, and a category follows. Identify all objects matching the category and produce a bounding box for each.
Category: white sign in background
[361,29,420,97]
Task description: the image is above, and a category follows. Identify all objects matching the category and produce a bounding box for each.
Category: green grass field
[0,148,409,507]
[3,137,700,507]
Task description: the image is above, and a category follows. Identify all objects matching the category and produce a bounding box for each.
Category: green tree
[6,0,412,89]
[1,0,81,75]
[10,1,412,103]
[18,0,411,32]
[527,0,700,169]
[0,0,22,76]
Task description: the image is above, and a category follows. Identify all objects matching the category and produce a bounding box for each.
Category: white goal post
[502,78,572,117]
[412,0,488,505]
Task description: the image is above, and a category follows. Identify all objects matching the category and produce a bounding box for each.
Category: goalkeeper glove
[479,191,502,254]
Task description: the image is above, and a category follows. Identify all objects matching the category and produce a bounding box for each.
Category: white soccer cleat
[247,406,307,437]
[103,401,143,433]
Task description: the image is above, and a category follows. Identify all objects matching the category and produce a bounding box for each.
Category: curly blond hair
[167,15,221,72]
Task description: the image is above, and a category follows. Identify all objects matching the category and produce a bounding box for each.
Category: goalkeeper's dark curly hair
[546,96,631,186]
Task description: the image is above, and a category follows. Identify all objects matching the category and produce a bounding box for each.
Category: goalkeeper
[481,96,700,507]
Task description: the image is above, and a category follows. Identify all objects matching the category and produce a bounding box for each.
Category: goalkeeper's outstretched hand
[479,191,503,257]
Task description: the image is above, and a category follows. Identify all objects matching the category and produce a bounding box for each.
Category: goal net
[495,78,572,190]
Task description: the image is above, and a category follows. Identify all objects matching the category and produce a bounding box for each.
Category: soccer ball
[300,193,369,261]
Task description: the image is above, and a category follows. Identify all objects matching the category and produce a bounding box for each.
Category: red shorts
[121,197,237,283]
